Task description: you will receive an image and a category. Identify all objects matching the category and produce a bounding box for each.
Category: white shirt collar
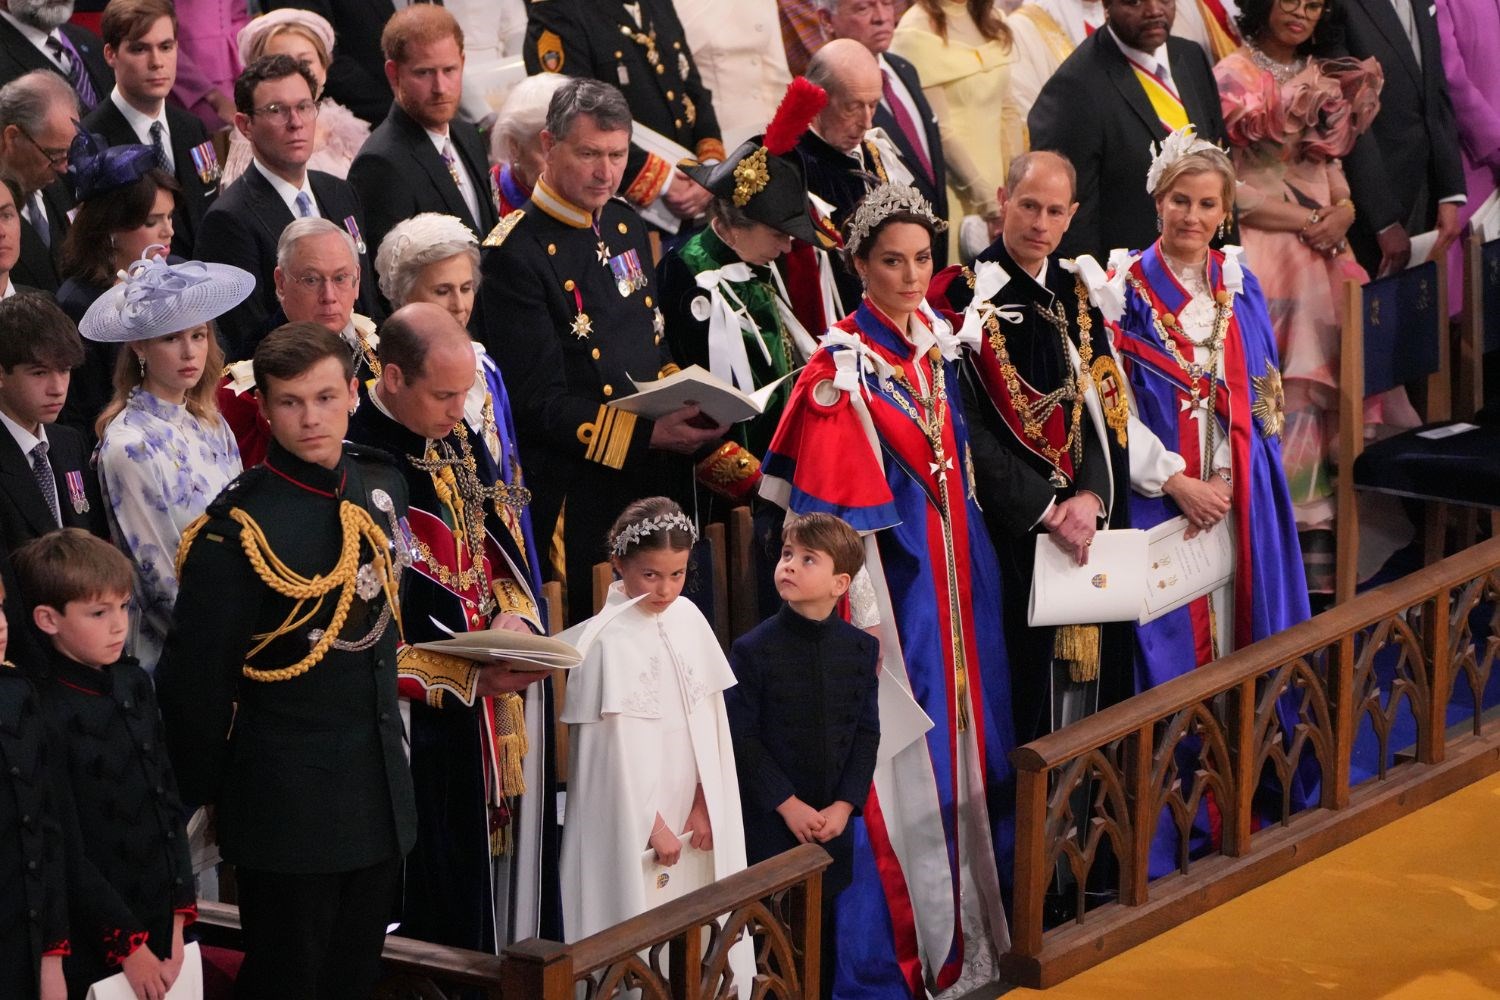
[0,11,58,60]
[0,278,16,300]
[424,126,452,153]
[109,87,169,144]
[251,157,318,218]
[0,404,47,457]
[1108,25,1169,76]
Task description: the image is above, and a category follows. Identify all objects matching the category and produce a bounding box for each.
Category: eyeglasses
[289,272,357,291]
[17,127,67,167]
[251,99,320,125]
[1277,0,1326,15]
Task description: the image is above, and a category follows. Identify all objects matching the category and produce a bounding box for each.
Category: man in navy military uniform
[525,0,724,228]
[157,323,416,999]
[476,77,725,623]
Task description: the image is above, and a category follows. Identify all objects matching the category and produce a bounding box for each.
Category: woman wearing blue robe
[762,184,1015,999]
[1092,129,1312,876]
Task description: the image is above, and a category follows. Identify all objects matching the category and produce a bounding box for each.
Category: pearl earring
[136,355,145,378]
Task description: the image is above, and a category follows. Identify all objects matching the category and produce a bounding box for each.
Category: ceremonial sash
[1196,0,1242,62]
[1126,56,1189,131]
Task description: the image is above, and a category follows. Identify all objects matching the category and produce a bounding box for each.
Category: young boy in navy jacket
[725,512,880,999]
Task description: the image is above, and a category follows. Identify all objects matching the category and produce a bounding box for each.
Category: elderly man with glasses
[0,69,78,292]
[196,52,381,360]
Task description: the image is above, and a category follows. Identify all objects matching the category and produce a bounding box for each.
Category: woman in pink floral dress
[1216,0,1417,595]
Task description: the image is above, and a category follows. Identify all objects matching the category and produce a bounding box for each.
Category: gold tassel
[494,692,529,798]
[490,821,512,857]
[1055,624,1101,683]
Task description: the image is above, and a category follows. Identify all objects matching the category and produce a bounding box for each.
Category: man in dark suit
[0,0,111,111]
[196,55,379,359]
[0,70,75,292]
[1339,0,1466,276]
[82,0,216,260]
[1028,0,1232,260]
[818,0,951,267]
[525,0,725,227]
[0,294,106,638]
[265,0,394,126]
[349,5,497,275]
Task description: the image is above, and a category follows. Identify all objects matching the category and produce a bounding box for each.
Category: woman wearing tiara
[762,183,1015,999]
[1095,126,1311,873]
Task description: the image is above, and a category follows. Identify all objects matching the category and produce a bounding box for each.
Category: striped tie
[45,33,98,112]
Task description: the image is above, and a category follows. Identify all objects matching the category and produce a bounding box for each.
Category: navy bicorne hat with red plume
[687,77,836,249]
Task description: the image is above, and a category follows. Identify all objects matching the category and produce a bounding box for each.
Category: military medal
[569,285,591,339]
[188,139,220,185]
[608,248,647,297]
[64,470,88,514]
[343,215,367,255]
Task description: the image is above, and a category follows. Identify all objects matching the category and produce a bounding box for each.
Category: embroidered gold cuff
[577,404,638,470]
[695,138,726,164]
[398,646,480,708]
[695,441,762,501]
[625,152,673,206]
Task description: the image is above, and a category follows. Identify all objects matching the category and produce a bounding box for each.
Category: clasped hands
[776,795,854,846]
[1165,471,1232,540]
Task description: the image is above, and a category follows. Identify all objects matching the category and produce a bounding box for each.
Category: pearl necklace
[1247,41,1306,85]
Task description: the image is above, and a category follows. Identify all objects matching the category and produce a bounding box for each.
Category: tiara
[611,512,698,555]
[844,183,947,256]
[1145,124,1221,195]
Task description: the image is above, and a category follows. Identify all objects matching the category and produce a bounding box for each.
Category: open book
[611,364,799,425]
[415,628,582,670]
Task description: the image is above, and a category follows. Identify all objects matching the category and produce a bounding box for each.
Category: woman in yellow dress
[889,0,1030,259]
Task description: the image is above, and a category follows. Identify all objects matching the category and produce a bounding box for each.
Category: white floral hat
[79,250,256,344]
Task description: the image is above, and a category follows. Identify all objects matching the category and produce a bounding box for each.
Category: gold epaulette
[577,404,638,470]
[483,209,526,248]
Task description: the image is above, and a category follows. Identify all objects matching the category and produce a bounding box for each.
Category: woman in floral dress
[81,254,255,672]
[1216,0,1417,595]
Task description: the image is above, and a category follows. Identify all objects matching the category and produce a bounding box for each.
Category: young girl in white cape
[559,497,754,996]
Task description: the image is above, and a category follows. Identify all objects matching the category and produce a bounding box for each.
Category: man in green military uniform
[157,323,416,999]
[525,0,725,226]
[477,77,726,622]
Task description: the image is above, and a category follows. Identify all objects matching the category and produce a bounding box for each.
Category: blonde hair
[94,324,227,439]
[256,23,331,69]
[1150,146,1237,208]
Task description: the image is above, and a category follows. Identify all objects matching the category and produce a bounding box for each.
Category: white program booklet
[1027,528,1149,627]
[88,943,203,1000]
[1139,514,1236,624]
[612,364,799,425]
[641,834,716,907]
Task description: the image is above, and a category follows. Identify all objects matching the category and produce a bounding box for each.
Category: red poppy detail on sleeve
[102,928,150,966]
[42,938,71,956]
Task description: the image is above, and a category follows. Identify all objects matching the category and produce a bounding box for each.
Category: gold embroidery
[1250,360,1285,440]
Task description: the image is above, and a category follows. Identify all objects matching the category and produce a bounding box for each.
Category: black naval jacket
[156,442,417,875]
[795,129,896,309]
[36,650,193,982]
[476,185,685,614]
[0,664,69,999]
[525,0,725,206]
[725,605,880,895]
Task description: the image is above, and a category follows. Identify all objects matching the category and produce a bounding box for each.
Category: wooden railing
[1002,536,1500,988]
[196,844,831,999]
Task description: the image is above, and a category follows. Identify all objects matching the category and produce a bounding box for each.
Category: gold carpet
[1006,770,1500,998]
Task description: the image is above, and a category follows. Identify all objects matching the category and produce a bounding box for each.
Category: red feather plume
[763,77,827,157]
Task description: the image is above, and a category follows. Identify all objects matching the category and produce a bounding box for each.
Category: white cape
[559,583,754,996]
